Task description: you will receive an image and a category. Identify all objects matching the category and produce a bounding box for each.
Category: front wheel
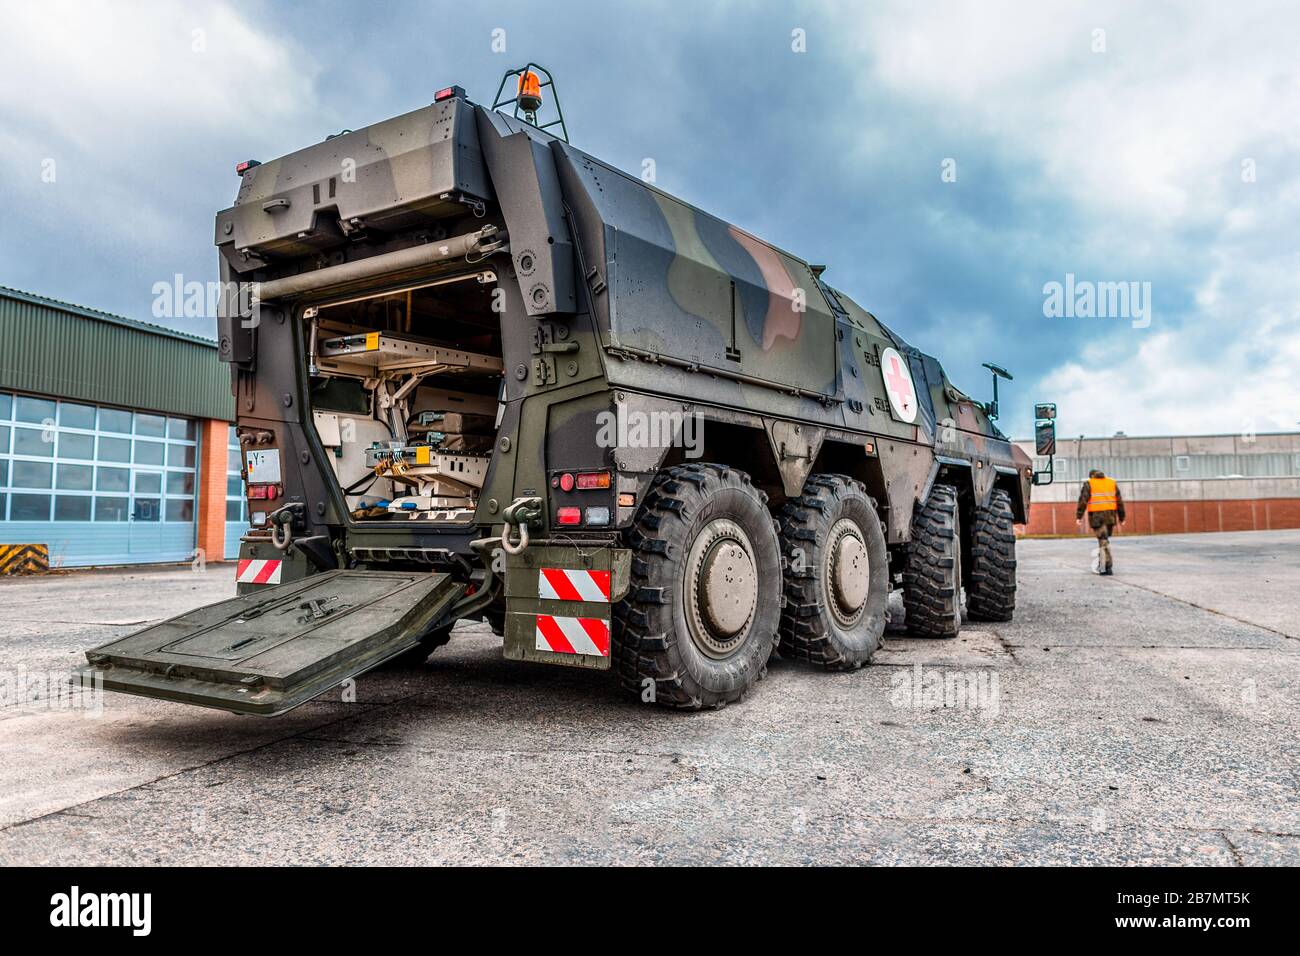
[614,463,782,709]
[965,488,1017,621]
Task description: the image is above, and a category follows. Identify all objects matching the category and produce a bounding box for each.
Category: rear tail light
[558,472,576,492]
[247,483,281,500]
[556,507,582,526]
[577,471,611,490]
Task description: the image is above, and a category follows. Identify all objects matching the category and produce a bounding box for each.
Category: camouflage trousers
[1088,511,1118,571]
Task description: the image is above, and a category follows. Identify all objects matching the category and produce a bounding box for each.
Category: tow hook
[500,496,543,555]
[268,503,305,551]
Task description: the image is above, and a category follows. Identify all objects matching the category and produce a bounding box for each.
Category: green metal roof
[0,287,235,422]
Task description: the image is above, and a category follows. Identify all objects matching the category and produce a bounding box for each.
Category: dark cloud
[2,0,1295,437]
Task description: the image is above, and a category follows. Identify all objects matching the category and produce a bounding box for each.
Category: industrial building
[1017,432,1300,535]
[0,287,242,567]
[5,285,1297,565]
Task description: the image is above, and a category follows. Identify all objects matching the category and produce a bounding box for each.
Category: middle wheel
[777,474,890,669]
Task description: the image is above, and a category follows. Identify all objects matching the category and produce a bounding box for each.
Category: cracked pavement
[0,530,1296,865]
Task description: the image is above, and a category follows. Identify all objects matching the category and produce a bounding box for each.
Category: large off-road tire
[964,488,1017,622]
[382,622,453,668]
[777,474,889,669]
[902,483,962,638]
[614,463,782,709]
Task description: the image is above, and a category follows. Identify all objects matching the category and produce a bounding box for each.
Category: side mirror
[1035,420,1056,456]
[1031,403,1057,486]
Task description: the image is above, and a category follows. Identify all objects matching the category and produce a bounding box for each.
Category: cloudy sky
[1,0,1296,439]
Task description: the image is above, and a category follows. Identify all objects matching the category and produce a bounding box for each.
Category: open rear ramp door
[78,570,463,716]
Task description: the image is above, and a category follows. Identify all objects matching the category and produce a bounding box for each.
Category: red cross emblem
[880,347,918,423]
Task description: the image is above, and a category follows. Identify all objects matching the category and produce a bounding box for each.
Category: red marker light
[236,159,261,175]
[577,471,611,490]
[556,507,581,526]
[559,472,576,492]
[434,85,466,102]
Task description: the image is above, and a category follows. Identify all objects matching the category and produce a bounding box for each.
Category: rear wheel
[965,488,1017,621]
[902,483,962,638]
[777,474,889,669]
[614,463,782,709]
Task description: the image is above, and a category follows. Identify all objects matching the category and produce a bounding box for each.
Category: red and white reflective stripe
[535,614,610,657]
[236,559,282,585]
[537,568,611,603]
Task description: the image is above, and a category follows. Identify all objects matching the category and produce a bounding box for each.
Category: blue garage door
[0,390,198,567]
[224,426,248,559]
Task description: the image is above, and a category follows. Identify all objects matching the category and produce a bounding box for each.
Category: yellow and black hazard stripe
[0,544,49,576]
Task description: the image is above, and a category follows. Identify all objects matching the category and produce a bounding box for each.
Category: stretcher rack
[317,332,504,378]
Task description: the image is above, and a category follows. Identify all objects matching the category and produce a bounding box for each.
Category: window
[13,428,53,457]
[58,432,94,459]
[136,413,167,438]
[166,472,194,497]
[55,496,92,521]
[13,461,53,488]
[1175,455,1191,472]
[59,402,96,430]
[168,418,196,440]
[96,467,130,492]
[97,436,131,462]
[14,395,55,424]
[0,425,8,454]
[134,440,165,465]
[133,498,161,522]
[166,499,194,522]
[56,464,93,490]
[167,443,195,469]
[135,472,162,495]
[11,493,51,521]
[98,408,132,433]
[95,497,129,521]
[0,393,10,419]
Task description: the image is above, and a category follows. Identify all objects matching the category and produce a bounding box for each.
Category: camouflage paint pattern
[213,91,1031,565]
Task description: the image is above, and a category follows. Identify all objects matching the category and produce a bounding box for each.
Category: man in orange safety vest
[1076,469,1125,575]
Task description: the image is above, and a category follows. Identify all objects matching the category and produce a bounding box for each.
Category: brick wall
[196,418,231,562]
[1018,497,1300,536]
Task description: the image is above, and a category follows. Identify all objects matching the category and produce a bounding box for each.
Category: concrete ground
[0,530,1296,865]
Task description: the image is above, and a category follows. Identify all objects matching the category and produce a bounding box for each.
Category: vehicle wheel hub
[827,518,869,627]
[685,519,757,658]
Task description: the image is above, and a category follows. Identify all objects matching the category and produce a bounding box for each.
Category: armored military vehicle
[80,67,1035,715]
